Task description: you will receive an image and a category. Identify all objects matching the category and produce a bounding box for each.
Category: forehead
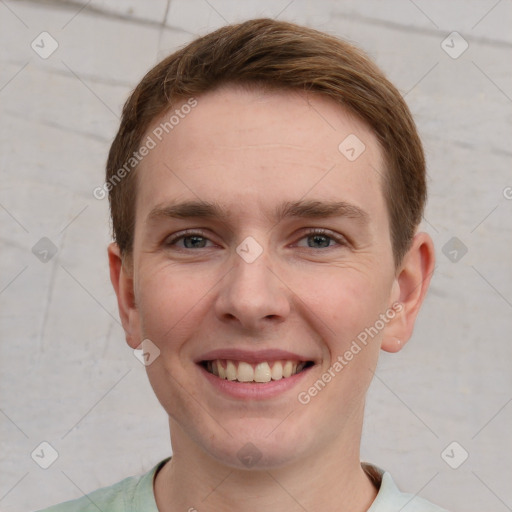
[135,85,387,228]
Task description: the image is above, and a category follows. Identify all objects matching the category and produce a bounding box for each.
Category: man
[41,17,445,512]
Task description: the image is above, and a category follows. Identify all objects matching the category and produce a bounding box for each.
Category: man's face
[124,85,402,468]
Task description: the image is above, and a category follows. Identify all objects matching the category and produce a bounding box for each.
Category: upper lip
[195,348,317,364]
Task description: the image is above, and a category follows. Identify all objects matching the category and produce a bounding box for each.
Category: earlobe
[381,232,435,353]
[381,336,403,353]
[108,242,140,349]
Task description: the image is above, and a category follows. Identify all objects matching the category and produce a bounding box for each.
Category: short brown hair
[106,18,426,266]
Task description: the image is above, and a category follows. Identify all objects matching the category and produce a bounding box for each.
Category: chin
[212,439,303,470]
[195,417,311,470]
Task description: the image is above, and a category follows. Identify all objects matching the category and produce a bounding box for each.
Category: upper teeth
[206,360,307,383]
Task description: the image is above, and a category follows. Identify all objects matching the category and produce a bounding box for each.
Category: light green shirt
[36,459,449,511]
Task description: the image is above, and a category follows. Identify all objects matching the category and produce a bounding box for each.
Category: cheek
[293,267,388,346]
[135,262,212,346]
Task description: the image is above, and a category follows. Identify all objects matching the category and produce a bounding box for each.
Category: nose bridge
[216,240,290,327]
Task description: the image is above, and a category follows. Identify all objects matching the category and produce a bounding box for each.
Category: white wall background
[1,1,511,511]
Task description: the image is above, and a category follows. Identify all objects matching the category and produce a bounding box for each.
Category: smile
[201,359,314,383]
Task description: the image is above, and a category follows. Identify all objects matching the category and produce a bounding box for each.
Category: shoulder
[34,459,168,512]
[364,463,450,512]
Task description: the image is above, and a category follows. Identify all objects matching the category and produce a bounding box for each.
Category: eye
[295,229,347,249]
[163,228,347,251]
[164,229,216,249]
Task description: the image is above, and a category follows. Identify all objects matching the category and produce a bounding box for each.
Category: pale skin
[108,84,435,511]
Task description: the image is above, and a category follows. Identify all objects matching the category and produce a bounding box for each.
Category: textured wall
[0,1,511,511]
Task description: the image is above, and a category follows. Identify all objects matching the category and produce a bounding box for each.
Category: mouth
[199,359,315,384]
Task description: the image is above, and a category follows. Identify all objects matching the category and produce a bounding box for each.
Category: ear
[381,232,435,353]
[108,242,141,349]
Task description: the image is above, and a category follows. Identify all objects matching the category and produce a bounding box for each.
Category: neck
[154,420,378,512]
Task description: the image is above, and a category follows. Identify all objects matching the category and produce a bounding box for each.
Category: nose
[214,247,291,331]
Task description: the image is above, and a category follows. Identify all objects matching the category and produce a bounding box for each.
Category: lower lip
[198,364,313,400]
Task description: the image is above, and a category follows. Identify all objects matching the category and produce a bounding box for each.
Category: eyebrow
[147,199,369,226]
